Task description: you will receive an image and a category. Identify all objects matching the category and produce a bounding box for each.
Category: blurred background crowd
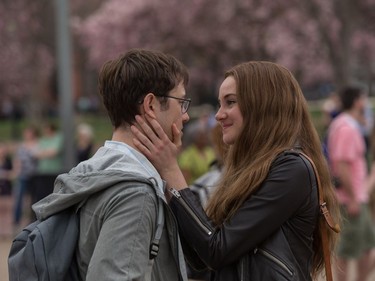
[0,121,94,236]
[1,0,375,280]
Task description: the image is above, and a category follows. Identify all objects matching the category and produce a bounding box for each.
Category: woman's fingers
[171,123,182,148]
[134,115,181,149]
[144,114,173,143]
[130,125,153,157]
[131,114,182,178]
[135,115,161,144]
[132,115,174,156]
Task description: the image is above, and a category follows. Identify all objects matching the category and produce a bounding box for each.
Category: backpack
[8,206,82,281]
[8,178,164,281]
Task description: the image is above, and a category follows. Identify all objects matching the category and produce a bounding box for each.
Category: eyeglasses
[158,95,191,114]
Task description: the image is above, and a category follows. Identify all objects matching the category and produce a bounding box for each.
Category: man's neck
[111,127,138,151]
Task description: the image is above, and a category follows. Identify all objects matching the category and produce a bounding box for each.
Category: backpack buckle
[149,241,159,259]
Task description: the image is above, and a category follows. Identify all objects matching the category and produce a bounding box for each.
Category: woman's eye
[227,100,236,106]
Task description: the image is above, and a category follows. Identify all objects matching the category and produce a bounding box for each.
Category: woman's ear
[141,93,158,119]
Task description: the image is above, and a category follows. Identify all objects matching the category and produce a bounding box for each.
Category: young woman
[131,61,340,281]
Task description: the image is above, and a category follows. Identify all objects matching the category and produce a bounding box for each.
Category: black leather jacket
[170,151,319,281]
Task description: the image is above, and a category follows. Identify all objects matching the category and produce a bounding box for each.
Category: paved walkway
[0,238,11,281]
[0,195,30,281]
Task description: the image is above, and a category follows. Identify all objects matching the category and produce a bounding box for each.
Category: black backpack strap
[148,177,165,260]
[149,197,164,259]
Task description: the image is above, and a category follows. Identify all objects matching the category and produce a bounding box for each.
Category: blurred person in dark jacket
[0,142,13,237]
[76,123,94,163]
[12,125,39,230]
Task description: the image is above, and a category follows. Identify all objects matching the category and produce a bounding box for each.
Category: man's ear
[141,93,158,119]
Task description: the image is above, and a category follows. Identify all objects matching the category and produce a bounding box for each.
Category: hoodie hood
[32,145,164,220]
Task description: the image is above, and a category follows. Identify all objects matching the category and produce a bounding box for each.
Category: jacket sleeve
[84,184,158,281]
[169,153,315,270]
[179,228,208,271]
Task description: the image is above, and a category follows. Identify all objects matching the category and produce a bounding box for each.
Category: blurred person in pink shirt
[327,85,375,281]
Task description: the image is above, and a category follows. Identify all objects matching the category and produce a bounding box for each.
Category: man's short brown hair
[98,49,189,128]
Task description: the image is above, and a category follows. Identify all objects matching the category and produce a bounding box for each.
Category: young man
[32,49,191,280]
[327,86,375,281]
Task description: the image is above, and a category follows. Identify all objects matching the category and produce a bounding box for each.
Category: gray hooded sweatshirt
[32,141,188,281]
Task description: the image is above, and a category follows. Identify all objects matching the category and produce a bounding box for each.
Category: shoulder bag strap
[298,152,340,281]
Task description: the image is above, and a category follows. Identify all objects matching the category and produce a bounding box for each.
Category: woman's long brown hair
[205,61,340,278]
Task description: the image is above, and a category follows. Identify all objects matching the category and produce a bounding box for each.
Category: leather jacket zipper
[240,258,245,281]
[256,248,293,277]
[170,188,213,235]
